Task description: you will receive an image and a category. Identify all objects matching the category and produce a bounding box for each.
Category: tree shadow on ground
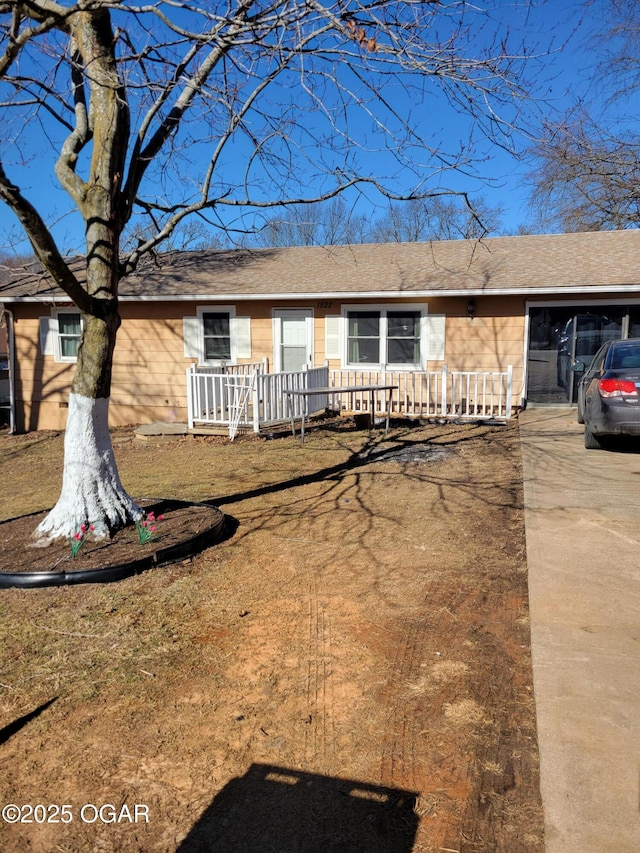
[176,763,418,853]
[211,424,509,510]
[0,697,57,746]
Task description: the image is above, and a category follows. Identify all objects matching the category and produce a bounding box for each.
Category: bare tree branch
[528,110,640,232]
[0,159,95,310]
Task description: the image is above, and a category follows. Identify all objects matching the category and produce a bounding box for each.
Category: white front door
[274,309,314,372]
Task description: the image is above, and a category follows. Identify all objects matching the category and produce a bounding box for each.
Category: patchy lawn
[0,418,543,852]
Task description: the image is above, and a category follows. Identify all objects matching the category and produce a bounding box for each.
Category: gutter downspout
[0,307,16,434]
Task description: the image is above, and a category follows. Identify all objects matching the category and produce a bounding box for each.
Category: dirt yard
[0,418,543,852]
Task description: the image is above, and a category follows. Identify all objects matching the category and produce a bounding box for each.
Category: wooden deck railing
[187,364,330,434]
[187,363,513,434]
[328,366,513,421]
[252,365,330,429]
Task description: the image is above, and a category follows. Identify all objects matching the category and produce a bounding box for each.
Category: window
[183,308,252,363]
[58,312,82,360]
[203,312,231,361]
[387,311,420,364]
[346,308,424,367]
[39,310,83,362]
[348,312,380,364]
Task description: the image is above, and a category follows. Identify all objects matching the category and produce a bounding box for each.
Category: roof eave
[2,283,640,303]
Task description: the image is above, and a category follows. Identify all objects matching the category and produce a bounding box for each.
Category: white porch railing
[187,363,330,435]
[446,366,513,420]
[186,360,266,433]
[186,363,513,434]
[188,358,269,378]
[329,366,513,421]
[327,369,443,419]
[253,365,329,428]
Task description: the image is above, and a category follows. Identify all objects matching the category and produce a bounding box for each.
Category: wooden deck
[186,363,514,439]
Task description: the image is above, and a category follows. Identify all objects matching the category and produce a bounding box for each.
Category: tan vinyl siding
[11,296,528,430]
[433,297,525,401]
[238,302,272,365]
[113,309,189,418]
[12,305,194,430]
[13,302,285,428]
[13,311,75,432]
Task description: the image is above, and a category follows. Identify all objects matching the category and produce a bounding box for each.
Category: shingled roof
[1,230,639,302]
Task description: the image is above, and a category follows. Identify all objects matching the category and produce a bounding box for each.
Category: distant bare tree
[371,196,503,242]
[592,0,640,100]
[0,250,39,283]
[528,2,640,231]
[528,110,640,232]
[251,199,370,247]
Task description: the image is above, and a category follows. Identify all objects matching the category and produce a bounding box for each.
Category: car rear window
[611,346,640,370]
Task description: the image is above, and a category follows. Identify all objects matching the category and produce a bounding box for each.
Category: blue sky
[0,0,633,255]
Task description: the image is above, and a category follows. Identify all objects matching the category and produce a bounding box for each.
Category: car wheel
[577,396,585,425]
[584,425,603,449]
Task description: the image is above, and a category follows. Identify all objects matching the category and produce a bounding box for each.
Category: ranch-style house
[1,229,639,435]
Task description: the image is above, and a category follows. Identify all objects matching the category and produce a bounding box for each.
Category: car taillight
[598,378,639,398]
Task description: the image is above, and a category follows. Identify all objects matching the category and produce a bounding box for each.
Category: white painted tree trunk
[35,393,142,543]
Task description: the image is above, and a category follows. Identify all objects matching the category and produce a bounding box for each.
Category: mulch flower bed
[0,499,224,580]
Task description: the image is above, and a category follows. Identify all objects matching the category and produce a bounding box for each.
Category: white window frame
[56,310,83,362]
[40,308,83,363]
[199,306,234,364]
[183,306,252,365]
[341,303,429,370]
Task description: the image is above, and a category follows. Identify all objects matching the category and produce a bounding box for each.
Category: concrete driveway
[519,409,640,852]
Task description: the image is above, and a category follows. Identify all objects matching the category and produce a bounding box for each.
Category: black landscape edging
[0,500,226,589]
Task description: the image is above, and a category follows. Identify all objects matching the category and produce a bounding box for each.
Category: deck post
[186,366,194,430]
[252,378,260,432]
[441,365,448,416]
[505,364,513,419]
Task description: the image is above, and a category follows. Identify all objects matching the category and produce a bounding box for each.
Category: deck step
[134,422,190,442]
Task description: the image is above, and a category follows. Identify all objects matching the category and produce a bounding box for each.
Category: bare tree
[371,195,503,242]
[250,199,370,246]
[528,109,640,232]
[248,194,503,246]
[0,0,541,543]
[528,2,640,232]
[592,0,640,101]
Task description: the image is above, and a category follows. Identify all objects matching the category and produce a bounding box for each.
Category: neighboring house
[0,230,639,433]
